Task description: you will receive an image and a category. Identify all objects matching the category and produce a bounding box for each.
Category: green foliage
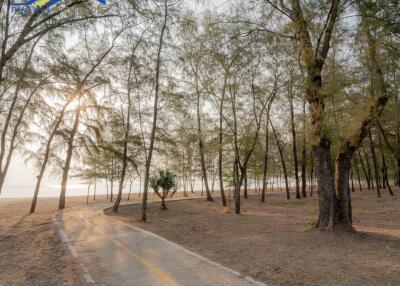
[150,170,178,209]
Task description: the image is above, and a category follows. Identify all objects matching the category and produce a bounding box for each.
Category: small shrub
[150,170,178,210]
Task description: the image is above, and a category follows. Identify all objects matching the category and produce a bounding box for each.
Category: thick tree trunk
[335,152,352,225]
[290,0,339,229]
[161,198,167,210]
[314,141,336,230]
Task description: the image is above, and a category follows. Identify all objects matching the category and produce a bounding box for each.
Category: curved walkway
[53,202,267,286]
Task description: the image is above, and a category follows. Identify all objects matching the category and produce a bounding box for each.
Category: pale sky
[2,0,237,198]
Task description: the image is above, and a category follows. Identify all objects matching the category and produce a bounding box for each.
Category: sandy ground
[0,191,192,286]
[107,189,400,286]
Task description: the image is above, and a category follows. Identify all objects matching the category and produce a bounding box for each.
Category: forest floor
[107,188,400,286]
[0,192,192,286]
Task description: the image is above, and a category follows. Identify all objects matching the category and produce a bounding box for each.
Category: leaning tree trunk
[113,138,128,212]
[59,98,81,210]
[30,101,71,213]
[113,61,133,212]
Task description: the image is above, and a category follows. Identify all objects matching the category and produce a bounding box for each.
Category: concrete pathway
[54,203,266,286]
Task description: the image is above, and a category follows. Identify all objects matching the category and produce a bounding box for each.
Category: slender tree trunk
[141,0,168,222]
[363,150,374,190]
[127,179,134,201]
[357,150,369,189]
[310,156,314,196]
[86,184,91,205]
[289,86,301,199]
[106,178,109,198]
[270,119,290,200]
[378,132,394,196]
[113,65,133,212]
[30,101,71,213]
[59,98,81,210]
[113,137,128,212]
[261,119,269,203]
[369,131,381,197]
[195,80,213,201]
[218,75,228,206]
[93,180,96,200]
[354,156,363,191]
[243,169,248,199]
[301,100,307,198]
[110,180,114,202]
[234,160,241,214]
[350,169,355,192]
